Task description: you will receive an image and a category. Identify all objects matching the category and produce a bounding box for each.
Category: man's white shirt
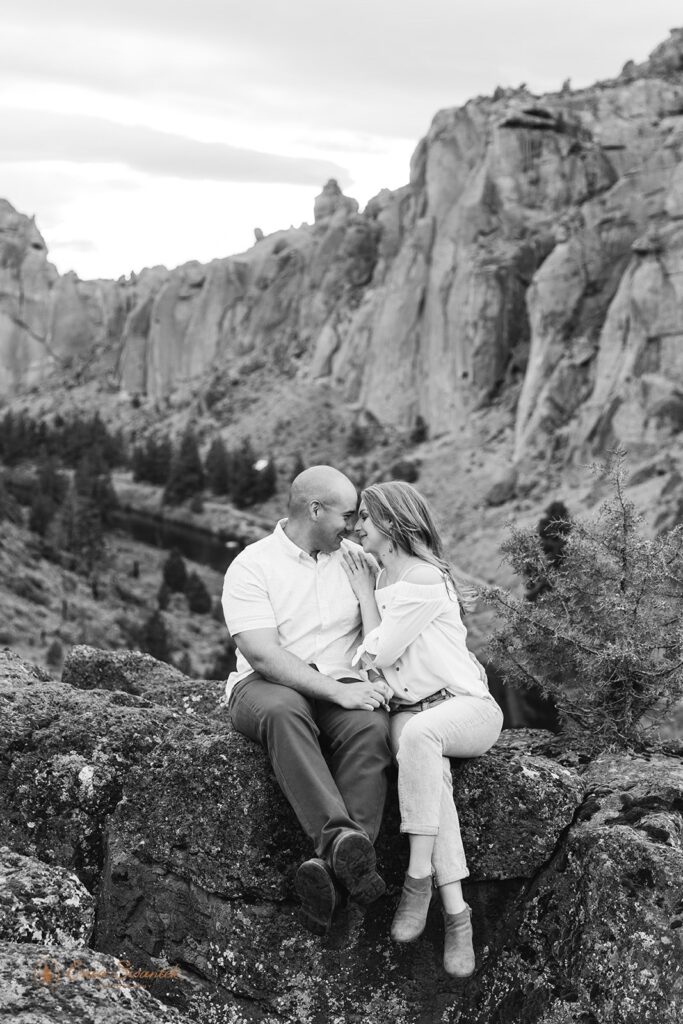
[222,521,366,697]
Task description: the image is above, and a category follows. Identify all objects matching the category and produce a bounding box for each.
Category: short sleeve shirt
[222,520,366,694]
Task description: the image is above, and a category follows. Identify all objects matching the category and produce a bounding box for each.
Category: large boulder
[0,649,181,888]
[0,941,189,1023]
[1,646,681,1023]
[93,712,583,1020]
[62,645,228,719]
[456,752,683,1024]
[0,847,94,945]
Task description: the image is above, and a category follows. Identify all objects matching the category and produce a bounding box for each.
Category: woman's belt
[389,688,455,715]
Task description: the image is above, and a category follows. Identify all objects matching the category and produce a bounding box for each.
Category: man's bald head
[285,465,358,556]
[288,466,357,519]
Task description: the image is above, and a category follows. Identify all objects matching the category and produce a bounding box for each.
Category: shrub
[483,451,683,751]
[157,580,171,610]
[162,549,187,593]
[46,638,64,669]
[346,422,371,455]
[410,415,428,445]
[207,638,237,680]
[175,651,193,677]
[388,458,420,484]
[185,571,212,615]
[140,609,171,663]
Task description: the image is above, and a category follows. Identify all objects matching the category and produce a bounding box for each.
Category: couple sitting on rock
[221,466,503,978]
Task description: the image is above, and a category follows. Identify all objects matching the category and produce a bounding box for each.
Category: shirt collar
[273,520,336,564]
[274,519,319,563]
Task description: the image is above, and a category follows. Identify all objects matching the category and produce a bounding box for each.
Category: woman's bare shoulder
[400,562,444,585]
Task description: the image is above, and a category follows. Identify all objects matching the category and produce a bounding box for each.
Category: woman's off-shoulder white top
[352,566,493,705]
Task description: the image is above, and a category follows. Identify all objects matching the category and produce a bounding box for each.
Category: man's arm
[234,628,391,710]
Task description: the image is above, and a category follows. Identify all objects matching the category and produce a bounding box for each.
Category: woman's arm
[341,546,382,636]
[363,588,444,668]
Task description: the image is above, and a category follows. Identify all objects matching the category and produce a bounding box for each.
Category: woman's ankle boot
[443,904,475,978]
[390,873,433,943]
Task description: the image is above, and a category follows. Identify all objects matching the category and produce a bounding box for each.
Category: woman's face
[355,500,389,557]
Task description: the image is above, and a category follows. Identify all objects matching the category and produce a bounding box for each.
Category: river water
[109,509,243,575]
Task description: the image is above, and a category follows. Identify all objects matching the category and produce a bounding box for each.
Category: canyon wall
[2,29,683,468]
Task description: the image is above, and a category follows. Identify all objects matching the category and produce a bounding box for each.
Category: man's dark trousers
[229,675,392,859]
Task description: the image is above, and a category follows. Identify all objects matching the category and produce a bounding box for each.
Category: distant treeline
[0,410,126,470]
[132,430,277,509]
[0,410,277,512]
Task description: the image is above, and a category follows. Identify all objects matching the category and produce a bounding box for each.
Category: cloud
[1,109,349,185]
[3,1,682,142]
[51,238,98,254]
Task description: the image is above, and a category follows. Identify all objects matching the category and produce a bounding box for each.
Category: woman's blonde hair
[360,480,477,611]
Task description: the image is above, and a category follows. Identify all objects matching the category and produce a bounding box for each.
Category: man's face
[311,487,358,553]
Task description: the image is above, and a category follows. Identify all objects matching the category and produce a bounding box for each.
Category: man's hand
[332,678,393,712]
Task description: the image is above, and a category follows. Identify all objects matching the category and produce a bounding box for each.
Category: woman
[341,481,503,978]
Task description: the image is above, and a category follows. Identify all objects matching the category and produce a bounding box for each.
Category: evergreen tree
[45,638,64,669]
[229,437,257,508]
[36,450,68,507]
[48,485,105,573]
[163,427,204,505]
[230,440,276,508]
[74,444,118,526]
[48,447,115,573]
[148,436,173,485]
[131,444,147,482]
[0,473,22,524]
[254,456,277,503]
[29,492,55,536]
[205,437,230,495]
[525,501,572,602]
[132,435,172,486]
[185,571,212,615]
[290,452,306,482]
[346,421,370,455]
[207,638,237,680]
[175,651,193,677]
[410,415,429,445]
[140,609,171,663]
[484,451,683,751]
[162,549,187,592]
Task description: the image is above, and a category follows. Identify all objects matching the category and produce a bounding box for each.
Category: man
[222,465,393,935]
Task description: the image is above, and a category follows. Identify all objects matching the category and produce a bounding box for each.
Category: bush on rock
[485,451,683,751]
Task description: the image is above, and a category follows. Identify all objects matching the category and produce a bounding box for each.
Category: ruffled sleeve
[354,580,452,670]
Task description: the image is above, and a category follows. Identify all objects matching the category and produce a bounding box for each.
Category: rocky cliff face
[2,30,683,475]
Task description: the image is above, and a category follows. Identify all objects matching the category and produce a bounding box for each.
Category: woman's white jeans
[390,694,503,887]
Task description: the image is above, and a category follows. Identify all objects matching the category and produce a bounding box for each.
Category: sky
[2,1,681,280]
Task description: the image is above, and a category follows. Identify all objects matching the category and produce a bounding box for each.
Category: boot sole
[332,832,386,905]
[295,859,337,936]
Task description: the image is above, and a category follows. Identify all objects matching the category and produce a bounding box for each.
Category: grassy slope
[0,514,229,682]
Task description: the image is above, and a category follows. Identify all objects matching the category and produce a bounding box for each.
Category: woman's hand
[341,545,377,600]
